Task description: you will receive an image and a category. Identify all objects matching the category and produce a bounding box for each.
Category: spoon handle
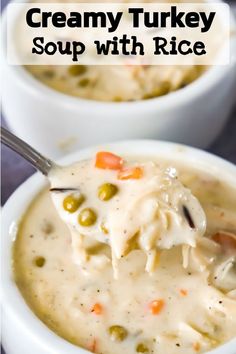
[1,127,54,176]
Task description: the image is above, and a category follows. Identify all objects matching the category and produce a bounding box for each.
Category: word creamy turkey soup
[13,153,236,354]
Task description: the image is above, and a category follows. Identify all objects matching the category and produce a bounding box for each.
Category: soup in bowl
[26,64,206,102]
[1,140,236,354]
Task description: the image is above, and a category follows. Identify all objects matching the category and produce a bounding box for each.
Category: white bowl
[1,140,236,354]
[2,1,236,158]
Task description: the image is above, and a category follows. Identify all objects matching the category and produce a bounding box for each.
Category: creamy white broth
[26,64,206,102]
[13,159,236,354]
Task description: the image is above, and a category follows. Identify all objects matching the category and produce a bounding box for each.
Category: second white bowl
[2,0,236,158]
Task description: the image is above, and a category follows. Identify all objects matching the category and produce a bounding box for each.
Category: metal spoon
[1,126,55,176]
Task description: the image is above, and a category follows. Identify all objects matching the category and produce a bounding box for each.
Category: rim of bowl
[1,140,236,354]
[2,0,236,115]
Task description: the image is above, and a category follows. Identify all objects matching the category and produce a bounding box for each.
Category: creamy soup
[26,64,205,102]
[13,154,236,354]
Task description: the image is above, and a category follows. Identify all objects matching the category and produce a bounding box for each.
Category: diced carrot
[91,303,103,315]
[95,152,123,170]
[193,342,201,352]
[149,299,165,315]
[88,339,97,353]
[212,231,236,254]
[118,167,143,180]
[179,289,188,296]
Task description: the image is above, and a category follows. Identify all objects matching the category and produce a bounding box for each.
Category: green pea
[78,78,90,87]
[113,96,122,102]
[68,65,87,76]
[143,82,170,100]
[63,194,85,213]
[108,325,128,342]
[42,70,55,79]
[78,208,97,227]
[136,343,149,353]
[34,256,46,268]
[98,183,118,201]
